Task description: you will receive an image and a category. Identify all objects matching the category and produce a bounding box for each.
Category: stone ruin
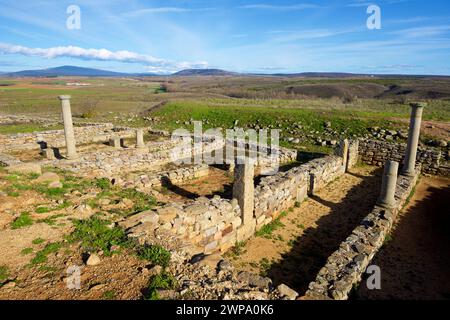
[0,98,448,300]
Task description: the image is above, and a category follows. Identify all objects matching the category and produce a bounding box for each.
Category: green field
[0,76,449,151]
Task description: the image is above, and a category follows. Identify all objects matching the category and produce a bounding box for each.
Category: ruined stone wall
[0,123,133,152]
[126,196,243,255]
[52,138,225,177]
[254,154,349,230]
[117,165,210,190]
[304,167,421,300]
[358,139,448,176]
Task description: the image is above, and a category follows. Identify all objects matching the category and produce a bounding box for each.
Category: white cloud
[390,26,450,38]
[0,43,208,71]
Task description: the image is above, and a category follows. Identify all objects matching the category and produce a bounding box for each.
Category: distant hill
[172,69,238,76]
[4,66,160,77]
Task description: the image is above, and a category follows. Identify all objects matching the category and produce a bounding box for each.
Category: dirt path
[355,176,450,300]
[230,165,382,296]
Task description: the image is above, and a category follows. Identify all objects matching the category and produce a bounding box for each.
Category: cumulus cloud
[0,43,208,70]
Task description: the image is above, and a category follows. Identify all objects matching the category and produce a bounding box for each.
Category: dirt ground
[230,165,382,296]
[355,176,450,300]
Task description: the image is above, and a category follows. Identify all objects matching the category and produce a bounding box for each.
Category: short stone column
[233,158,255,226]
[58,95,78,159]
[109,137,121,148]
[402,102,426,176]
[377,161,399,209]
[42,148,56,160]
[136,129,145,148]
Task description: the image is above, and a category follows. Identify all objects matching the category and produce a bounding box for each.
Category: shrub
[67,217,128,255]
[137,245,171,268]
[31,242,61,265]
[95,178,111,190]
[11,212,33,229]
[0,266,9,283]
[145,272,177,300]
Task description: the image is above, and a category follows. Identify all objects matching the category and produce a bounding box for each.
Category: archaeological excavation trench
[1,98,449,300]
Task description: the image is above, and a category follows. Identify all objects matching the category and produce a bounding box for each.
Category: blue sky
[0,0,449,74]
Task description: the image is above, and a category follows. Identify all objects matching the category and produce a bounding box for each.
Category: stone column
[233,158,255,226]
[335,139,349,171]
[136,129,145,148]
[109,137,121,148]
[58,95,78,160]
[402,102,426,176]
[377,161,399,209]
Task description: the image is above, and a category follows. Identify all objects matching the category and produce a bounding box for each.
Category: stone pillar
[402,102,425,176]
[136,129,145,148]
[233,158,255,226]
[109,137,121,148]
[335,139,349,171]
[58,95,78,159]
[377,161,399,209]
[42,148,55,160]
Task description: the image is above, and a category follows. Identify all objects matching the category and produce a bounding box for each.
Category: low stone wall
[52,138,225,177]
[117,165,210,189]
[304,167,421,300]
[0,123,132,152]
[358,139,448,176]
[125,196,242,254]
[254,156,345,227]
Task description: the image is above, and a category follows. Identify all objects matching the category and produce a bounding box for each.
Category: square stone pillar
[109,137,122,148]
[136,129,145,148]
[233,158,255,226]
[402,102,426,176]
[377,160,399,209]
[58,95,78,160]
[335,139,349,171]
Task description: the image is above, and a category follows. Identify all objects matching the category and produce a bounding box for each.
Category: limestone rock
[86,253,101,266]
[277,284,299,300]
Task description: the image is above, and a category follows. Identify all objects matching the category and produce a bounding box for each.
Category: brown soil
[355,176,450,300]
[0,245,149,300]
[156,167,233,203]
[230,165,382,296]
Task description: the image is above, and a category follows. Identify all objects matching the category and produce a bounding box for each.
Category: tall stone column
[334,139,349,171]
[58,95,78,160]
[377,161,399,209]
[136,129,145,148]
[233,158,255,226]
[402,102,426,176]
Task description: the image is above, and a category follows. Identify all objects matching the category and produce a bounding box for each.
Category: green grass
[35,206,50,214]
[0,124,62,135]
[30,242,61,265]
[255,211,288,239]
[145,272,177,300]
[102,290,116,300]
[0,265,9,283]
[32,238,45,245]
[136,245,171,268]
[21,247,34,255]
[11,212,33,229]
[259,258,273,277]
[67,217,128,255]
[37,214,66,226]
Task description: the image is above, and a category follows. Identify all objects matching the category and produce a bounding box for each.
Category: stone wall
[358,139,448,176]
[52,138,225,177]
[117,165,210,190]
[304,167,421,300]
[0,123,136,152]
[125,196,243,255]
